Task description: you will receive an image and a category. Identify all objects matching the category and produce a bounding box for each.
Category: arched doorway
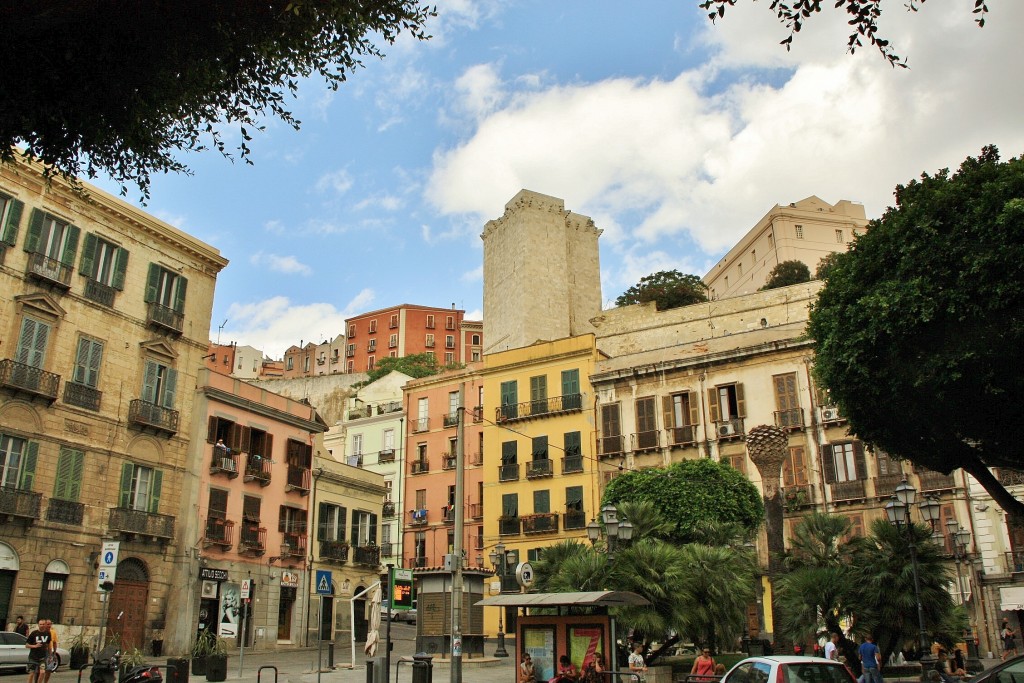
[0,542,19,630]
[106,558,149,651]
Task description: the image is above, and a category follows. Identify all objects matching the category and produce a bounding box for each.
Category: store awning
[476,591,649,607]
[1000,586,1024,611]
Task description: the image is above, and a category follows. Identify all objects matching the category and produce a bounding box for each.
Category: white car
[381,607,417,624]
[722,656,857,683]
[0,632,71,672]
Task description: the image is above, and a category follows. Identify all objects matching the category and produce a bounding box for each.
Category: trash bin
[411,653,433,683]
[166,658,189,683]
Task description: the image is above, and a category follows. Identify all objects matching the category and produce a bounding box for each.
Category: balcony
[353,544,381,566]
[412,417,429,433]
[774,408,805,431]
[561,455,584,474]
[63,381,101,411]
[442,454,457,470]
[127,399,178,436]
[239,524,267,555]
[469,502,483,519]
[597,435,624,460]
[1000,469,1024,487]
[527,459,554,479]
[244,455,272,485]
[632,430,660,452]
[469,451,483,466]
[498,516,521,536]
[83,278,117,307]
[204,517,234,548]
[443,413,459,428]
[367,342,377,352]
[25,252,72,288]
[829,478,866,503]
[874,473,904,499]
[667,425,698,448]
[382,501,396,518]
[472,407,483,423]
[320,539,350,564]
[46,498,84,525]
[109,507,175,541]
[286,466,311,495]
[1005,551,1024,574]
[0,359,60,404]
[498,463,520,482]
[0,487,42,523]
[410,509,428,525]
[522,513,559,535]
[411,460,429,474]
[918,470,956,492]
[281,532,307,558]
[379,449,396,464]
[782,485,815,512]
[563,509,586,530]
[210,448,239,479]
[146,302,184,335]
[443,506,455,524]
[714,417,745,440]
[381,542,394,557]
[495,393,583,423]
[413,556,428,568]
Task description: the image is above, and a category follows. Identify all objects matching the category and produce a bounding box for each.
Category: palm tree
[532,540,591,592]
[674,542,757,653]
[616,499,675,541]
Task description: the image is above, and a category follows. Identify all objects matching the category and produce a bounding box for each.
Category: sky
[90,1,1024,359]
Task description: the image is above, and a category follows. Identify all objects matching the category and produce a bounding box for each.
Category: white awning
[1000,586,1024,611]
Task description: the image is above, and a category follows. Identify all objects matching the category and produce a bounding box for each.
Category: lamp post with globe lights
[945,519,979,660]
[586,503,634,559]
[488,542,512,657]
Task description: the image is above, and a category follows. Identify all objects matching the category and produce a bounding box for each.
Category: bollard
[411,653,433,683]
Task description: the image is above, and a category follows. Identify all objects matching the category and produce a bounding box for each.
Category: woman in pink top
[691,648,717,681]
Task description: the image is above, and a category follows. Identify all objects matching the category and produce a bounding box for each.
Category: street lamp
[488,543,510,658]
[587,503,633,559]
[945,519,977,658]
[885,478,941,662]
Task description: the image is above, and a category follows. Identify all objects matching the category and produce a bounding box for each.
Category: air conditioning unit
[822,407,840,422]
[718,423,737,437]
[220,457,237,472]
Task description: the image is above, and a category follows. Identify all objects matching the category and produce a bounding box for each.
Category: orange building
[344,304,481,374]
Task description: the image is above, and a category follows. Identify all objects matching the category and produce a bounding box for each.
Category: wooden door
[107,580,148,650]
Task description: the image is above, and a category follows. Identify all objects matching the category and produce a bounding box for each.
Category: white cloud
[464,308,483,321]
[315,169,354,195]
[460,265,483,283]
[453,63,506,120]
[355,194,403,211]
[249,252,312,276]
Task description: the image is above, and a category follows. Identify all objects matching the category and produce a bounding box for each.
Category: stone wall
[250,372,369,426]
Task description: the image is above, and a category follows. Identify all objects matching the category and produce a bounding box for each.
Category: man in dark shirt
[13,616,29,637]
[25,619,52,683]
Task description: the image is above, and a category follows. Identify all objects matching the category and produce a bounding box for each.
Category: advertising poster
[569,626,604,670]
[219,582,241,638]
[523,627,555,681]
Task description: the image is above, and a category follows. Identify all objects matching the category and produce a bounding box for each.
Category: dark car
[964,654,1024,683]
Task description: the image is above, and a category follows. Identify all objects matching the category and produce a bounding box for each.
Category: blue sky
[90,1,1024,358]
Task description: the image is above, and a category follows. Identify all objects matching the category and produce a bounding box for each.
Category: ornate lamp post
[746,425,788,649]
[885,478,941,665]
[586,503,634,559]
[488,543,510,657]
[946,519,978,659]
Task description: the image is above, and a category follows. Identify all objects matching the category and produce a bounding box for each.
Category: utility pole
[451,383,466,683]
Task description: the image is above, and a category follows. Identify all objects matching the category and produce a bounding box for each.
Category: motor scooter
[89,645,163,683]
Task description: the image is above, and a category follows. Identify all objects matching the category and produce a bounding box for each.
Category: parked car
[0,632,71,672]
[381,607,417,624]
[963,653,1024,683]
[722,656,856,683]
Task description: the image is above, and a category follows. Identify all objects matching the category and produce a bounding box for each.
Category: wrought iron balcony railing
[320,539,350,563]
[442,454,457,470]
[0,486,42,521]
[412,417,429,433]
[522,513,559,534]
[353,544,381,566]
[109,507,175,540]
[0,359,60,403]
[498,516,521,536]
[128,399,179,435]
[239,524,267,554]
[443,413,459,428]
[597,435,624,459]
[380,542,394,557]
[632,430,660,452]
[244,455,272,485]
[918,470,956,492]
[498,463,519,482]
[829,479,866,502]
[874,473,904,499]
[443,507,456,524]
[774,408,805,431]
[562,455,584,473]
[411,460,429,474]
[83,278,116,307]
[204,517,234,547]
[286,466,311,494]
[563,509,586,530]
[666,425,698,447]
[382,501,396,517]
[46,498,84,525]
[63,381,101,411]
[210,447,239,478]
[281,532,308,558]
[26,252,71,287]
[495,393,583,423]
[527,459,554,478]
[147,302,184,334]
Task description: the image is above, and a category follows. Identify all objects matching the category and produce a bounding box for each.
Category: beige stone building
[703,195,868,299]
[0,158,226,653]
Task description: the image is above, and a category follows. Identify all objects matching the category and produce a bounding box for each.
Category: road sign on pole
[316,570,332,596]
[240,579,251,599]
[98,541,119,591]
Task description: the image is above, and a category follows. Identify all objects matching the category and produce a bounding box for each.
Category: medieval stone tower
[481,189,603,353]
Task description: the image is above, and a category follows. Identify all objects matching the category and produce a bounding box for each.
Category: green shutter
[70,449,85,500]
[318,503,330,541]
[563,431,581,457]
[369,513,378,544]
[19,441,38,490]
[87,339,103,387]
[561,369,579,396]
[111,247,129,290]
[533,490,550,514]
[61,225,79,266]
[73,338,90,385]
[119,463,134,508]
[148,469,162,513]
[142,361,159,403]
[144,263,159,303]
[79,233,97,276]
[1,197,23,245]
[24,209,44,253]
[54,448,84,501]
[501,493,518,517]
[162,367,177,408]
[173,275,188,313]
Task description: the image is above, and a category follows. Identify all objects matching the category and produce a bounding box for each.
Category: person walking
[691,648,717,681]
[25,619,52,683]
[858,633,883,683]
[824,633,840,661]
[1002,620,1018,661]
[629,644,648,682]
[13,616,29,637]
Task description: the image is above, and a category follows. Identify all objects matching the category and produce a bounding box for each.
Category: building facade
[344,304,478,374]
[0,159,227,652]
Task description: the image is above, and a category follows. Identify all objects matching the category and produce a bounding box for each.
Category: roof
[476,591,649,607]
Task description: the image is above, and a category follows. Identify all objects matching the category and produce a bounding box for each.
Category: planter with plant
[68,629,90,670]
[119,647,146,683]
[204,637,228,683]
[190,631,215,676]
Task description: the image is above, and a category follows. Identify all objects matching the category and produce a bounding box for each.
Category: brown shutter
[228,422,242,452]
[707,388,721,423]
[265,434,274,462]
[688,392,700,427]
[853,441,867,480]
[279,505,288,532]
[735,383,746,417]
[240,426,252,454]
[207,416,218,444]
[773,375,787,412]
[662,396,675,430]
[821,444,837,483]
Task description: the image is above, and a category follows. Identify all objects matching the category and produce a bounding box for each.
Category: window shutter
[161,367,177,408]
[563,431,581,457]
[369,514,378,544]
[148,469,162,513]
[533,490,550,514]
[735,383,747,417]
[853,441,867,480]
[69,449,85,500]
[279,506,288,532]
[142,361,159,403]
[1,197,23,245]
[111,247,129,290]
[339,506,347,534]
[209,489,229,516]
[61,225,80,266]
[304,442,312,468]
[502,494,518,517]
[207,416,218,443]
[821,445,837,484]
[501,441,517,465]
[532,435,548,459]
[350,514,359,546]
[662,396,675,430]
[265,434,275,462]
[73,338,91,384]
[24,209,44,253]
[19,440,38,490]
[318,503,330,541]
[79,233,97,275]
[707,388,721,422]
[54,448,74,500]
[688,392,700,427]
[144,263,159,303]
[86,339,102,387]
[239,426,251,454]
[173,275,188,313]
[119,463,134,508]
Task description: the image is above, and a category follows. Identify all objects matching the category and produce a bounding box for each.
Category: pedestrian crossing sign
[316,569,332,595]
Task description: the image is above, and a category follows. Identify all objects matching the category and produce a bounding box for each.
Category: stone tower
[481,189,603,353]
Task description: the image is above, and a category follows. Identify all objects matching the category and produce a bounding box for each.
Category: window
[471,350,481,362]
[500,380,518,419]
[367,356,375,370]
[532,436,548,460]
[382,429,395,454]
[561,369,580,403]
[241,495,262,545]
[823,441,865,483]
[724,452,747,475]
[384,479,393,502]
[278,505,307,533]
[369,320,377,333]
[80,233,128,290]
[875,449,902,476]
[389,334,398,348]
[0,192,24,247]
[38,562,69,623]
[425,351,435,360]
[533,490,550,514]
[708,383,745,421]
[635,397,657,448]
[773,372,801,427]
[417,397,428,424]
[352,434,363,456]
[530,376,547,412]
[414,531,426,559]
[564,432,581,457]
[347,361,354,372]
[836,229,845,243]
[286,356,294,370]
[304,355,310,372]
[795,224,804,239]
[425,333,435,347]
[415,489,427,509]
[502,493,518,518]
[71,336,103,389]
[144,263,187,312]
[15,315,51,369]
[351,510,378,546]
[664,391,698,428]
[389,314,398,328]
[566,486,583,512]
[449,391,459,417]
[368,339,376,351]
[783,446,809,487]
[26,210,79,263]
[446,315,455,330]
[426,315,435,329]
[118,462,162,512]
[0,433,37,490]
[600,403,621,454]
[501,441,517,465]
[445,335,454,349]
[348,324,356,338]
[445,352,454,364]
[390,351,397,358]
[141,359,177,409]
[472,334,480,345]
[53,447,84,501]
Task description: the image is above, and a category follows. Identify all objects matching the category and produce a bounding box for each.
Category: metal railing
[522,513,559,534]
[281,532,307,558]
[0,487,42,520]
[320,539,350,563]
[0,359,60,403]
[83,278,116,307]
[353,545,380,566]
[412,417,429,433]
[244,455,272,485]
[527,459,554,478]
[830,479,866,502]
[382,501,396,517]
[666,425,698,447]
[562,455,584,473]
[239,524,267,553]
[147,302,184,334]
[918,470,956,492]
[411,460,429,474]
[632,430,659,451]
[563,509,586,530]
[495,393,584,423]
[469,502,483,519]
[204,517,234,547]
[210,448,239,478]
[63,381,101,411]
[498,517,521,536]
[286,466,311,492]
[498,463,520,482]
[1000,469,1024,487]
[109,507,175,539]
[46,498,83,525]
[714,417,745,439]
[443,413,459,427]
[380,542,394,557]
[598,435,624,459]
[443,507,456,524]
[26,252,71,287]
[774,408,805,430]
[442,455,457,470]
[128,399,179,435]
[874,473,904,498]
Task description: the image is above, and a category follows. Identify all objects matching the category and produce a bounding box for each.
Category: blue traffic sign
[315,570,332,595]
[104,551,115,564]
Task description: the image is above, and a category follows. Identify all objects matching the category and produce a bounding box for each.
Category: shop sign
[200,567,229,582]
[281,570,299,587]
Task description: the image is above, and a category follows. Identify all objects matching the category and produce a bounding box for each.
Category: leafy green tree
[615,270,708,310]
[807,146,1024,519]
[699,0,989,68]
[815,252,843,281]
[673,543,757,653]
[760,260,811,290]
[603,459,764,543]
[0,2,435,199]
[365,352,440,383]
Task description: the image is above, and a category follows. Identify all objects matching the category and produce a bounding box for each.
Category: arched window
[38,559,70,622]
